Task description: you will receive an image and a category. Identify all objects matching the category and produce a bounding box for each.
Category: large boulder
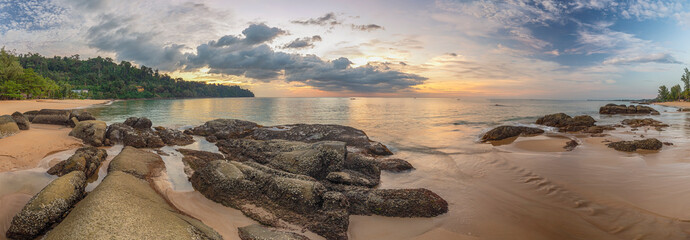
[376,158,414,172]
[345,188,448,218]
[535,113,596,132]
[123,117,152,129]
[185,119,259,140]
[47,147,107,179]
[6,171,86,240]
[238,224,309,240]
[22,110,39,122]
[0,115,20,138]
[31,109,72,126]
[43,171,222,240]
[72,111,95,121]
[69,120,107,146]
[105,123,164,148]
[11,111,30,130]
[107,146,164,179]
[481,126,544,142]
[607,138,663,152]
[600,104,660,115]
[153,126,194,146]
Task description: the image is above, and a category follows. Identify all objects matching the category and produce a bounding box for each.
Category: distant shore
[0,99,112,116]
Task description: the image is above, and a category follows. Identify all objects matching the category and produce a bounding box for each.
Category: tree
[682,68,690,99]
[658,85,669,101]
[670,84,682,100]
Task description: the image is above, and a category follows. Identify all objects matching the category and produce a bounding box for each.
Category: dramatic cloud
[291,12,340,26]
[603,53,683,65]
[351,24,383,31]
[283,35,322,49]
[186,25,426,92]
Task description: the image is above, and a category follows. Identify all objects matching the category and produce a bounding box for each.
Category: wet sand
[0,124,83,172]
[0,99,111,116]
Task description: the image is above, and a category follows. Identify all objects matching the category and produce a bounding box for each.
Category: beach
[654,101,690,109]
[0,99,111,116]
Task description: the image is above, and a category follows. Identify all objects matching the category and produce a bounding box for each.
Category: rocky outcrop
[238,224,309,240]
[107,146,164,179]
[153,126,194,146]
[377,158,414,172]
[43,171,222,240]
[47,147,107,179]
[0,115,20,138]
[105,123,164,148]
[11,111,30,130]
[599,104,660,115]
[621,118,669,131]
[536,113,596,132]
[31,109,73,126]
[481,126,544,142]
[69,120,107,146]
[185,119,259,140]
[178,148,225,176]
[6,171,86,240]
[607,138,663,152]
[344,188,449,218]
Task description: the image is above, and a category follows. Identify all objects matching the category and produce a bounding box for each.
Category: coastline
[652,101,690,108]
[0,99,112,116]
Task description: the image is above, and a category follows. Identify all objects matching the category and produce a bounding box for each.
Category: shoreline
[652,101,690,108]
[0,99,113,116]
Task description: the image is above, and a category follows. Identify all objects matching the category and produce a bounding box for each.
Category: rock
[186,119,259,140]
[340,154,380,186]
[73,111,95,121]
[582,125,616,134]
[31,109,72,126]
[252,124,393,156]
[621,118,669,129]
[69,120,107,146]
[22,110,39,122]
[105,122,164,148]
[123,117,152,129]
[238,224,309,240]
[107,146,165,179]
[6,171,86,240]
[607,138,663,152]
[599,104,660,115]
[178,148,225,176]
[217,139,346,180]
[0,115,20,138]
[43,171,222,240]
[480,126,544,142]
[535,113,596,132]
[377,158,414,172]
[11,111,30,130]
[47,147,107,179]
[327,170,377,187]
[564,140,578,151]
[679,108,690,112]
[345,188,448,218]
[153,126,194,146]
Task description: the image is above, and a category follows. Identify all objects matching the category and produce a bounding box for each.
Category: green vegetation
[0,48,253,100]
[657,68,690,102]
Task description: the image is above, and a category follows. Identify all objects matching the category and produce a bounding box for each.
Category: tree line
[657,68,690,102]
[0,48,253,100]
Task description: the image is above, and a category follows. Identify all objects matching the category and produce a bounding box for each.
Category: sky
[2,0,690,99]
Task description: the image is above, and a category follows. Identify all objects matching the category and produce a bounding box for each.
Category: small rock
[124,117,152,129]
[564,140,578,151]
[154,126,194,146]
[11,111,30,130]
[377,158,414,172]
[47,147,107,179]
[480,126,544,142]
[238,224,309,240]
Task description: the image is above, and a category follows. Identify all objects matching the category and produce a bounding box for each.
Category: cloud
[620,0,682,20]
[351,24,383,31]
[241,23,286,44]
[283,35,322,49]
[291,12,340,26]
[185,25,426,92]
[603,53,683,64]
[0,0,68,33]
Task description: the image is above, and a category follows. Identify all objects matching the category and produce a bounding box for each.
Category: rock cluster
[599,104,660,115]
[536,113,596,132]
[69,120,107,146]
[621,118,669,131]
[153,126,194,146]
[47,147,107,179]
[105,117,194,148]
[607,138,663,152]
[480,126,544,142]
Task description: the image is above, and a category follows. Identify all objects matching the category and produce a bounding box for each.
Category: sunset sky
[2,0,690,98]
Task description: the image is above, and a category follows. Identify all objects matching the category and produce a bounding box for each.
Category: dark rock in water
[22,110,39,122]
[480,126,544,142]
[621,118,669,130]
[185,119,259,140]
[0,115,20,138]
[607,138,663,152]
[107,146,165,179]
[563,140,578,151]
[535,113,596,132]
[153,126,194,146]
[178,148,225,176]
[124,117,152,129]
[11,111,30,130]
[31,109,72,126]
[6,171,86,240]
[43,171,222,240]
[599,104,660,115]
[252,124,393,156]
[105,123,164,148]
[69,120,107,146]
[238,224,309,240]
[344,188,448,218]
[47,147,107,179]
[582,125,616,134]
[377,158,414,172]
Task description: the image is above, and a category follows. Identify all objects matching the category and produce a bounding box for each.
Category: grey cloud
[283,35,322,49]
[291,12,340,25]
[351,24,383,31]
[603,53,683,65]
[242,23,286,44]
[186,25,426,93]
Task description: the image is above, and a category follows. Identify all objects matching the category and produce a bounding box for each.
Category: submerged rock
[153,126,194,146]
[6,171,86,240]
[69,120,107,146]
[11,111,30,130]
[47,147,107,179]
[105,123,164,148]
[31,109,72,126]
[480,126,544,142]
[0,115,20,138]
[107,146,164,179]
[599,104,660,115]
[43,171,222,240]
[607,138,663,152]
[344,188,449,218]
[238,224,309,240]
[376,158,414,172]
[535,113,596,132]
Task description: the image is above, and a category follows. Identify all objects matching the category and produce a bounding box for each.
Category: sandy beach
[0,99,111,116]
[653,101,690,108]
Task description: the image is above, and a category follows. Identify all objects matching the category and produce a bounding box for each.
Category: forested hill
[1,49,253,99]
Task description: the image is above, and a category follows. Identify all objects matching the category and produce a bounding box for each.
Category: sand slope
[0,124,83,172]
